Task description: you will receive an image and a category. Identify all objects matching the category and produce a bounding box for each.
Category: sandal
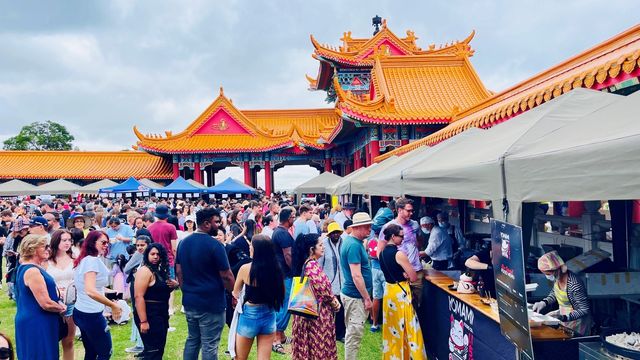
[272,343,286,355]
[283,336,293,345]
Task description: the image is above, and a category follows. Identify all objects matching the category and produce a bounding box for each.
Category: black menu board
[491,219,534,360]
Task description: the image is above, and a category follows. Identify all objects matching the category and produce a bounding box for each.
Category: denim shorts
[65,304,75,317]
[372,267,386,300]
[237,303,276,338]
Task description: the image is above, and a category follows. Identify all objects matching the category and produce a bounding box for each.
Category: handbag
[287,260,319,319]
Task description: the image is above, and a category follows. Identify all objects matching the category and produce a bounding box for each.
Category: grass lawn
[0,287,382,359]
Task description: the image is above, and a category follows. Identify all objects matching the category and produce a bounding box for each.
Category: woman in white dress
[46,229,76,360]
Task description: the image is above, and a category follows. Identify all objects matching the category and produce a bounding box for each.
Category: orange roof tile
[135,88,342,154]
[336,53,491,124]
[376,24,640,161]
[0,151,172,180]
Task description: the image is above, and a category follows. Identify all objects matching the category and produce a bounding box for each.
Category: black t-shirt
[226,237,251,276]
[380,244,406,284]
[271,226,294,278]
[176,232,230,313]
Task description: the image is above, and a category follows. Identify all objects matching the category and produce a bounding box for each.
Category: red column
[370,139,380,163]
[243,161,251,186]
[401,139,409,146]
[172,163,179,180]
[345,161,353,175]
[324,158,331,173]
[194,162,202,183]
[265,161,272,195]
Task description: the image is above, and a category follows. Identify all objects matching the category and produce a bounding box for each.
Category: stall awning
[32,179,81,195]
[294,172,342,197]
[0,179,36,196]
[78,179,118,194]
[99,177,150,193]
[158,176,205,194]
[327,164,378,196]
[505,90,640,203]
[206,177,257,195]
[401,89,620,202]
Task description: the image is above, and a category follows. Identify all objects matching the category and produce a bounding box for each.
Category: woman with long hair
[15,234,66,359]
[73,230,122,359]
[233,235,285,360]
[134,243,179,359]
[379,224,426,360]
[69,228,85,257]
[229,209,243,237]
[46,229,76,360]
[291,233,340,360]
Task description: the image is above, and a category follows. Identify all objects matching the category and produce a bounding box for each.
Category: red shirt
[148,221,178,265]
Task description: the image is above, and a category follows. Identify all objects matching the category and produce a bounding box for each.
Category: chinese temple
[1,20,639,194]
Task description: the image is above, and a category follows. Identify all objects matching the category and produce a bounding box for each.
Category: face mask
[421,228,430,235]
[439,222,448,228]
[545,274,555,282]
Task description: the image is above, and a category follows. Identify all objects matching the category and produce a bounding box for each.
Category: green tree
[3,120,75,150]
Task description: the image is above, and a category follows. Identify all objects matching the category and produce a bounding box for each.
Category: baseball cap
[12,217,29,232]
[30,216,49,228]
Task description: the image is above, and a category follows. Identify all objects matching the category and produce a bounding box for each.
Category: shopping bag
[287,273,319,319]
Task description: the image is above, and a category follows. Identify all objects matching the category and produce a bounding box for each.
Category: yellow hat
[538,251,565,272]
[327,222,343,234]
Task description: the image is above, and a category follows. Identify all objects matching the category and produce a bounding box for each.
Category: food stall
[420,269,578,360]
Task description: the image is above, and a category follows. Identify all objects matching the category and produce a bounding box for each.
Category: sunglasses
[136,244,146,247]
[99,240,109,245]
[395,234,405,238]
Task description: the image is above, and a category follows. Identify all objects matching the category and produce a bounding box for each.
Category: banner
[490,220,534,360]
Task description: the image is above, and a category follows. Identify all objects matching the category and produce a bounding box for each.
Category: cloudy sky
[0,1,637,190]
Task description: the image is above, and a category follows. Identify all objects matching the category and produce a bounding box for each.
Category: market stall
[293,171,342,199]
[32,179,81,195]
[0,179,37,196]
[78,179,118,194]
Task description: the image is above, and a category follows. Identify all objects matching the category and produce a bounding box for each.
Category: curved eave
[342,108,451,125]
[136,139,327,155]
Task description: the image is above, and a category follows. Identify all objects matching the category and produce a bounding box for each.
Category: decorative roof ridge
[333,77,387,111]
[241,108,338,116]
[455,24,640,120]
[376,54,469,66]
[0,150,150,156]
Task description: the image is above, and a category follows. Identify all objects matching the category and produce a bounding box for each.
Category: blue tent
[206,177,257,195]
[99,177,152,194]
[157,176,204,194]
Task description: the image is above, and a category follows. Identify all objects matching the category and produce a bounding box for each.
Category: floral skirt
[382,281,427,360]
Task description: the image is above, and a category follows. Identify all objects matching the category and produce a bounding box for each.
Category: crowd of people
[0,192,479,360]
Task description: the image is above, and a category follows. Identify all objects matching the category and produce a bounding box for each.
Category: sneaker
[125,346,144,354]
[370,325,380,332]
[168,326,176,332]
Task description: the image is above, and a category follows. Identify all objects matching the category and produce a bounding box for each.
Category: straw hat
[348,212,373,228]
[538,251,566,272]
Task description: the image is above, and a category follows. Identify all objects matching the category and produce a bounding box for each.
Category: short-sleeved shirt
[148,221,178,265]
[292,218,310,240]
[176,232,230,313]
[340,235,372,299]
[105,224,135,261]
[272,226,294,278]
[379,219,421,272]
[74,256,110,313]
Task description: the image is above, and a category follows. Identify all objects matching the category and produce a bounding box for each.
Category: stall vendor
[464,247,495,298]
[532,251,592,335]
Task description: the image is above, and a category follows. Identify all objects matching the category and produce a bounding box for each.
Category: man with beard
[176,208,235,360]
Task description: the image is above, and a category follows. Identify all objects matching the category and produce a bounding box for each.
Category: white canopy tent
[505,90,640,204]
[187,179,207,189]
[326,166,373,195]
[400,89,620,222]
[78,179,118,194]
[0,179,37,196]
[294,171,342,198]
[349,156,401,195]
[139,178,163,191]
[361,128,484,196]
[32,179,81,195]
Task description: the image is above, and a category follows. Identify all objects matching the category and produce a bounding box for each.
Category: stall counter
[420,269,582,360]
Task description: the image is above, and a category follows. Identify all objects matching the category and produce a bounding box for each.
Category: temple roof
[0,151,172,180]
[335,53,491,124]
[134,88,342,154]
[376,23,640,161]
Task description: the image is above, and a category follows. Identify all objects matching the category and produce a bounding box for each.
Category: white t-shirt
[74,256,110,313]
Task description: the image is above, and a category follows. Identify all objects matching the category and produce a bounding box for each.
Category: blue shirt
[176,232,230,313]
[292,218,310,240]
[105,224,135,261]
[74,256,110,313]
[425,225,453,261]
[340,235,372,299]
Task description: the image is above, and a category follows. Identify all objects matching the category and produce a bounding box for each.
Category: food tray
[600,328,640,360]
